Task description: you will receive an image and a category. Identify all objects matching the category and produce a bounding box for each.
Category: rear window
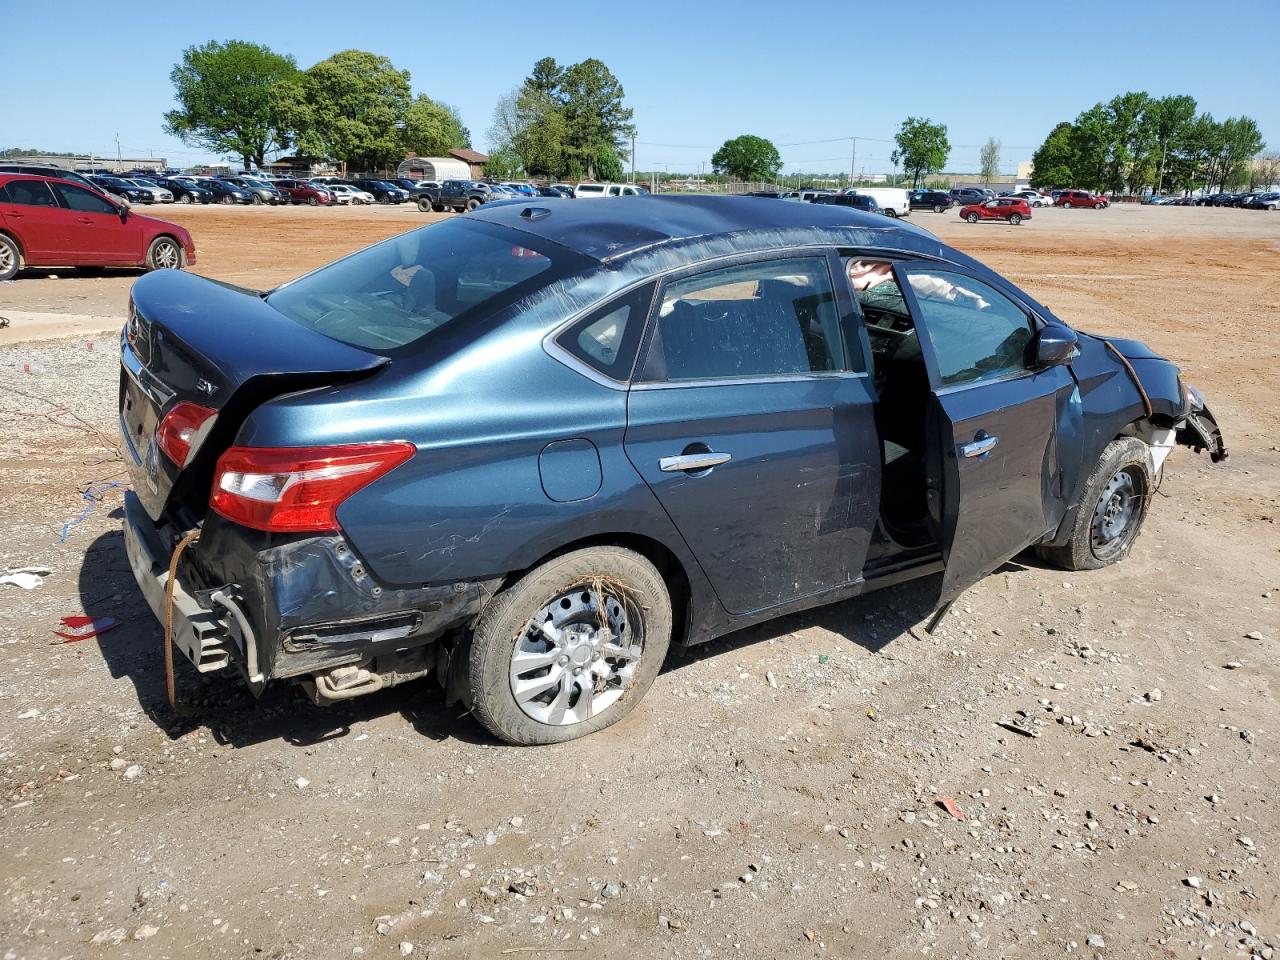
[267,218,585,354]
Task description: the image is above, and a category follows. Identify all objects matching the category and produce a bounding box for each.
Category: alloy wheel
[0,240,16,276]
[509,583,643,726]
[152,240,180,269]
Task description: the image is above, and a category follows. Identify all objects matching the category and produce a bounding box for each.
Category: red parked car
[0,174,195,281]
[1055,190,1109,209]
[959,197,1033,225]
[274,178,333,205]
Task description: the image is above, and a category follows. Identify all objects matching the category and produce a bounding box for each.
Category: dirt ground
[1,202,1278,960]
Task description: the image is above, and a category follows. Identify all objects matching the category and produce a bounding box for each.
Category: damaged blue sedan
[119,197,1226,744]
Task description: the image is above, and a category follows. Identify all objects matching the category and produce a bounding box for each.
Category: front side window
[904,269,1035,387]
[267,218,585,354]
[638,257,842,383]
[52,182,116,214]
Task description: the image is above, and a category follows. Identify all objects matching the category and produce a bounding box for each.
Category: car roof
[467,194,948,263]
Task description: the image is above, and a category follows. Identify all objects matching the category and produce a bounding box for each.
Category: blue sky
[2,0,1275,176]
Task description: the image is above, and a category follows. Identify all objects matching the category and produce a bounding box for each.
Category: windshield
[267,218,586,354]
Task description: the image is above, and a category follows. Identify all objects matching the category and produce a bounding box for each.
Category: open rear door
[895,263,1073,608]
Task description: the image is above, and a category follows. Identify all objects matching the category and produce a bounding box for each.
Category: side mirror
[1035,323,1080,368]
[116,202,129,221]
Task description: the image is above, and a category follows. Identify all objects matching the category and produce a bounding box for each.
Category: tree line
[164,41,471,172]
[1031,92,1268,194]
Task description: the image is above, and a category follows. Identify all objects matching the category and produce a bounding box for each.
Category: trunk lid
[121,270,388,522]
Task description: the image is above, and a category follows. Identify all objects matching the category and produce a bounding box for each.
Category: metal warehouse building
[397,149,488,182]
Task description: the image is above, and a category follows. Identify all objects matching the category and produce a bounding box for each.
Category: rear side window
[267,218,586,354]
[3,180,58,206]
[638,257,843,383]
[555,283,656,382]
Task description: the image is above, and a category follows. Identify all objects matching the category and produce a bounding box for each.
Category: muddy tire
[0,233,22,281]
[145,236,182,271]
[1037,437,1152,571]
[467,546,672,745]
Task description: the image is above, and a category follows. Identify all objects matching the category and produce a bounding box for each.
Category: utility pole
[850,137,857,186]
[630,132,636,183]
[115,133,122,170]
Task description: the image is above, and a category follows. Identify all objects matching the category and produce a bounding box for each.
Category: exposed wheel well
[498,533,693,647]
[151,234,186,266]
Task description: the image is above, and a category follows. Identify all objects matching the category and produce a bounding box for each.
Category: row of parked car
[1145,191,1280,209]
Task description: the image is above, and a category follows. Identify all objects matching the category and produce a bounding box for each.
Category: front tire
[933,204,944,213]
[466,198,481,211]
[418,197,433,213]
[1094,202,1104,209]
[1062,201,1072,209]
[222,195,235,205]
[467,546,672,745]
[178,193,191,204]
[0,234,22,281]
[145,236,182,271]
[1037,437,1151,571]
[966,212,979,223]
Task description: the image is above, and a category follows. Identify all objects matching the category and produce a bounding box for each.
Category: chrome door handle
[659,451,732,473]
[960,433,999,458]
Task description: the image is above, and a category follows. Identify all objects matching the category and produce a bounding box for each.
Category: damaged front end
[1177,383,1228,463]
[123,491,499,703]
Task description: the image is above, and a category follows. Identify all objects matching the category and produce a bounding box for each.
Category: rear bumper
[121,490,499,690]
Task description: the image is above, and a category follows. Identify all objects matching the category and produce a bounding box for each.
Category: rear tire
[0,234,22,281]
[467,546,672,745]
[1036,437,1151,571]
[966,212,979,223]
[1009,212,1023,225]
[884,208,898,218]
[145,236,182,272]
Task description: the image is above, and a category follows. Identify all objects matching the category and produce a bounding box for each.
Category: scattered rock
[109,758,127,772]
[1086,933,1105,948]
[399,942,414,956]
[132,925,160,941]
[601,881,622,899]
[295,777,310,790]
[1145,688,1163,702]
[1184,876,1201,889]
[509,816,524,829]
[122,764,143,781]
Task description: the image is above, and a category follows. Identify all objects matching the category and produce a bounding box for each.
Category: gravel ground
[0,205,1277,960]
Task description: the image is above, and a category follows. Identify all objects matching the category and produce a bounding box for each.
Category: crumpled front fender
[1176,401,1228,463]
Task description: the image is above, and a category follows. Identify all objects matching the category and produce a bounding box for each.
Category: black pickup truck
[416,180,503,213]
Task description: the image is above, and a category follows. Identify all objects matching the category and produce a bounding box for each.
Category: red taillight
[156,401,217,466]
[209,443,416,533]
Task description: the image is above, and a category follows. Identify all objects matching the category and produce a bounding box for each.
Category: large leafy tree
[1030,122,1076,188]
[710,134,782,182]
[488,86,567,178]
[894,118,949,186]
[164,40,300,169]
[403,94,470,156]
[299,50,411,172]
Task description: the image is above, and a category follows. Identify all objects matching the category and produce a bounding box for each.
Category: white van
[575,182,648,198]
[853,188,910,217]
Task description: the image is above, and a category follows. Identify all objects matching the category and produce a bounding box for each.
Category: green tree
[1030,122,1076,188]
[525,57,564,97]
[1142,94,1197,193]
[593,145,624,182]
[894,118,949,186]
[710,134,782,182]
[298,50,411,172]
[979,137,1001,184]
[403,94,469,157]
[163,40,300,169]
[1213,116,1265,189]
[487,86,567,179]
[485,147,524,180]
[555,59,634,179]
